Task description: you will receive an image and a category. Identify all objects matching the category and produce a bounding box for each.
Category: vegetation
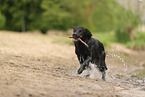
[40,0,84,33]
[0,0,144,49]
[126,32,145,50]
[0,0,43,31]
[0,12,5,29]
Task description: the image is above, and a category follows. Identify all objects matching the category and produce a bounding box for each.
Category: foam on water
[82,63,102,80]
[69,62,102,79]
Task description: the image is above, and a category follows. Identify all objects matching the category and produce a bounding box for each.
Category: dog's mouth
[73,38,80,41]
[69,36,82,41]
[69,36,89,47]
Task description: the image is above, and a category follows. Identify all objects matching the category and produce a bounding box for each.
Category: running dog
[69,26,108,81]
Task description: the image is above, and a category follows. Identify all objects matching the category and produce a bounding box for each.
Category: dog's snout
[73,33,76,36]
[73,33,78,38]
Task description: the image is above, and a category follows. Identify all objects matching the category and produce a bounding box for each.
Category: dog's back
[85,38,107,71]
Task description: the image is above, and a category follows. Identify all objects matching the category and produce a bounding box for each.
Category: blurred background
[0,0,145,49]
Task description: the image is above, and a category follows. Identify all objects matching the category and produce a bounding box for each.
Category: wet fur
[72,26,108,81]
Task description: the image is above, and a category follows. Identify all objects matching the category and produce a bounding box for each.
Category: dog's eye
[74,30,76,32]
[79,30,81,32]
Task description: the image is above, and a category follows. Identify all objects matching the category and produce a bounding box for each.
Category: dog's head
[72,26,92,41]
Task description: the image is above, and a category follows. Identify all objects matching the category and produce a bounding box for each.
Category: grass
[50,31,116,49]
[126,32,145,50]
[50,35,73,45]
[93,31,145,50]
[47,31,145,51]
[93,31,116,48]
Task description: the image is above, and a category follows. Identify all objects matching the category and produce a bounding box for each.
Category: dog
[69,26,108,81]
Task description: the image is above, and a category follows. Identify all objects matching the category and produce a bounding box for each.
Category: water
[106,51,145,91]
[68,51,145,91]
[69,51,130,80]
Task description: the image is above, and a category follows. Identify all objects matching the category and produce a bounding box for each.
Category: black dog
[70,26,108,81]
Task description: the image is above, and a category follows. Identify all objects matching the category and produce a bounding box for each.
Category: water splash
[107,52,128,70]
[69,51,130,81]
[67,50,145,91]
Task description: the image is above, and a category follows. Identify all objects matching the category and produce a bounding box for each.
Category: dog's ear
[84,28,92,39]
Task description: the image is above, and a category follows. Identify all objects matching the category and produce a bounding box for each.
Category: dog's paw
[77,68,83,74]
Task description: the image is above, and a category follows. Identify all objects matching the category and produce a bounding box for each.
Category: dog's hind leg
[101,71,106,81]
[99,61,107,81]
[95,61,107,81]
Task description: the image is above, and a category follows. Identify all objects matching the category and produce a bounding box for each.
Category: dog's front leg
[77,56,92,74]
[84,56,92,66]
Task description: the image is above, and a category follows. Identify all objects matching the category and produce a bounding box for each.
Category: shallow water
[68,52,145,92]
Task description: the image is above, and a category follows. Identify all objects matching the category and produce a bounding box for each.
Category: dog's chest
[75,42,90,57]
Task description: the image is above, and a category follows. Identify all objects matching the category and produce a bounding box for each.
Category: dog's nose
[73,33,78,38]
[73,33,76,36]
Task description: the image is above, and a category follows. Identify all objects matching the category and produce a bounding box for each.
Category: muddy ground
[0,31,145,97]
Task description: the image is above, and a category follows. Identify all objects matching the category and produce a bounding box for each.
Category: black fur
[72,26,108,81]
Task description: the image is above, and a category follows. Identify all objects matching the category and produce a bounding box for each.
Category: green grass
[126,32,145,50]
[50,35,73,45]
[93,31,116,48]
[51,31,145,50]
[94,31,145,50]
[51,32,115,48]
[51,32,116,48]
